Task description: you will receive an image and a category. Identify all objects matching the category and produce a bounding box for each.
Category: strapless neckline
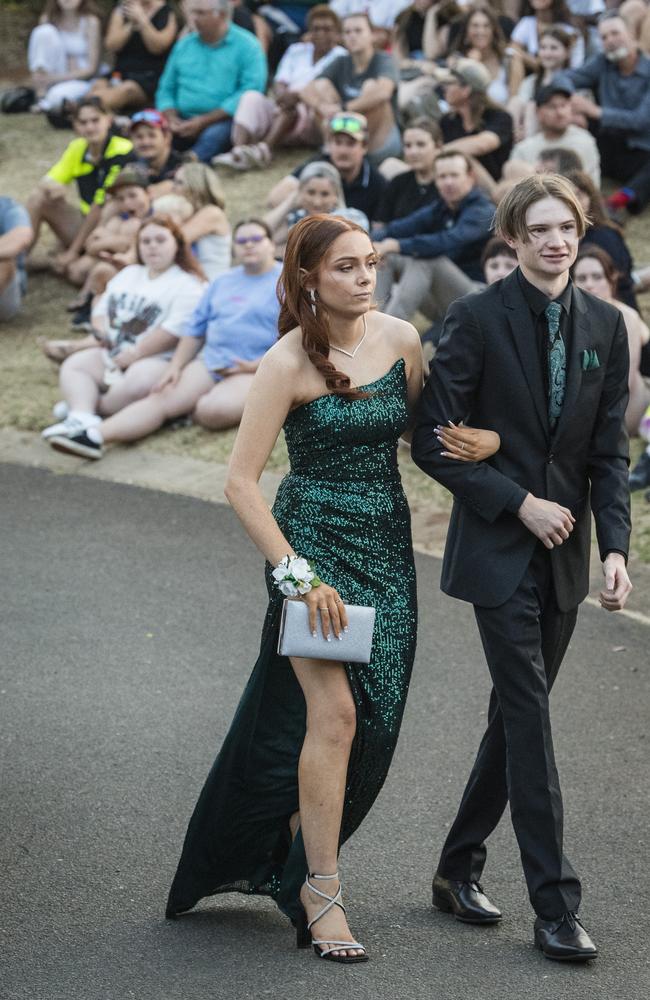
[289,357,406,416]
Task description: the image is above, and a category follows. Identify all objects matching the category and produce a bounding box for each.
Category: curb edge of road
[2,426,649,629]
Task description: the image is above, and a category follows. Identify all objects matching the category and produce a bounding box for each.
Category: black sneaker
[629,450,650,491]
[70,300,92,331]
[49,430,103,459]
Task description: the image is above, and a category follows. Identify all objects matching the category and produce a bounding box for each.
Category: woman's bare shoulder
[258,327,310,378]
[368,310,421,351]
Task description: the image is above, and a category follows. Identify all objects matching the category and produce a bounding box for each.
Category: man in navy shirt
[373,150,494,323]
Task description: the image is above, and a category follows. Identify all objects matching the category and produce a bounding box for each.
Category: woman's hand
[152,364,181,392]
[435,421,500,462]
[301,583,348,642]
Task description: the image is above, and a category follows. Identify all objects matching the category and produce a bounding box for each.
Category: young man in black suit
[412,174,632,962]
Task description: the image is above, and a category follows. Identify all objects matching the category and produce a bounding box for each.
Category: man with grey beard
[560,10,650,217]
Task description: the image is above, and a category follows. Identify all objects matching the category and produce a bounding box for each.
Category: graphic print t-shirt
[92,264,205,355]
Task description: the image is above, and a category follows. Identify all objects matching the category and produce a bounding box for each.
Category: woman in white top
[447,4,525,104]
[511,0,585,69]
[573,244,650,435]
[42,215,206,442]
[28,0,102,113]
[173,163,231,281]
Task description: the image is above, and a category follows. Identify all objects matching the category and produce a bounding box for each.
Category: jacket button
[547,453,554,464]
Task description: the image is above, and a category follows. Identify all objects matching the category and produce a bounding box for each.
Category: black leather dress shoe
[432,874,502,924]
[534,912,597,961]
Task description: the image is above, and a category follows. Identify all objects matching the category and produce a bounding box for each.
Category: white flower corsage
[272,555,322,597]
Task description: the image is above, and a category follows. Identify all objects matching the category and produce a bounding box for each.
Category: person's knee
[193,392,239,429]
[310,694,357,749]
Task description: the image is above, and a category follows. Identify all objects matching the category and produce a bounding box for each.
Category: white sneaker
[42,412,100,440]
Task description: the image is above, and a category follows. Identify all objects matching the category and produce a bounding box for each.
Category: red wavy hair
[278,214,374,400]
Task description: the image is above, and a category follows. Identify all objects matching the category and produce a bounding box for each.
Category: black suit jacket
[411,269,632,611]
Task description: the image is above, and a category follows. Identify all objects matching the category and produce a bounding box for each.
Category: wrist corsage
[272,555,321,597]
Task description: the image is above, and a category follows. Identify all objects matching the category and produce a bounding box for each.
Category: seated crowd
[2,0,650,491]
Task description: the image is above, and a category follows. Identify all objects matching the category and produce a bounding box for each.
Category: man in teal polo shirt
[156,0,267,162]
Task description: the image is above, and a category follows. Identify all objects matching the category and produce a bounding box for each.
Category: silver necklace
[329,314,367,359]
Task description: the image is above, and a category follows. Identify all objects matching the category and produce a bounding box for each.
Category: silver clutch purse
[277,599,376,664]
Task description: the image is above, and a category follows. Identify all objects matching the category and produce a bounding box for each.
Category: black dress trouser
[438,544,582,920]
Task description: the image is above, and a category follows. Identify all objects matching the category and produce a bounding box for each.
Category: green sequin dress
[166,358,417,922]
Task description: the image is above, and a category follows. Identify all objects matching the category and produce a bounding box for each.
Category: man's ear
[501,233,519,251]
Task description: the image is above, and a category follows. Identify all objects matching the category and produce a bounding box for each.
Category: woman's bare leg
[97,357,170,416]
[26,188,83,251]
[192,373,255,430]
[59,347,106,412]
[100,361,214,443]
[290,656,362,959]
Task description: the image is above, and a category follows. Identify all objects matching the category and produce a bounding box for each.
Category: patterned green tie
[545,301,565,430]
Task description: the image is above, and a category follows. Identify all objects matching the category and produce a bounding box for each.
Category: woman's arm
[105,6,133,53]
[443,130,501,157]
[127,1,178,55]
[264,188,298,246]
[181,205,230,244]
[113,325,179,368]
[224,349,305,567]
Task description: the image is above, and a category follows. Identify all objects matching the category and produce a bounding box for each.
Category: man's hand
[173,117,204,139]
[215,358,258,376]
[373,238,400,257]
[517,493,575,549]
[52,248,79,274]
[571,94,602,120]
[599,553,632,612]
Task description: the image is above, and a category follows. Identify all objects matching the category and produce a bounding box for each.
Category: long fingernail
[312,631,317,638]
[344,626,349,633]
[338,634,343,640]
[326,636,331,642]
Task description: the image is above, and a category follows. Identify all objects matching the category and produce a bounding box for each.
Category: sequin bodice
[282,358,409,484]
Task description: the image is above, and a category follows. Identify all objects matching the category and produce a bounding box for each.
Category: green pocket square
[581,349,601,371]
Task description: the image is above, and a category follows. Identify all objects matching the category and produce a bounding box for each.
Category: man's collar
[517,267,573,315]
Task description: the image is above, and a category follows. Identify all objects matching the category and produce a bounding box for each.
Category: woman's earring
[309,288,317,314]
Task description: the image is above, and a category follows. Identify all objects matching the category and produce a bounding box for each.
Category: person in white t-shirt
[216,5,347,170]
[511,0,585,69]
[42,215,206,443]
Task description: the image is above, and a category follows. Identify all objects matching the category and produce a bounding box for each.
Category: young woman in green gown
[165,214,500,963]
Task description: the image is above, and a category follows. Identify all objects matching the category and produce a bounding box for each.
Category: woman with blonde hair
[173,162,231,279]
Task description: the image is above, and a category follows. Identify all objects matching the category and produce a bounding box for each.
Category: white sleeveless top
[195,233,232,282]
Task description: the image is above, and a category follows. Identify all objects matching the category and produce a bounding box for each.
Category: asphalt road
[1,463,648,1000]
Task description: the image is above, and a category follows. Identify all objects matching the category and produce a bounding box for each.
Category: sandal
[237,142,272,169]
[295,872,368,964]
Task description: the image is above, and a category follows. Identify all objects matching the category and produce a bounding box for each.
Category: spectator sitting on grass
[155,0,267,163]
[512,25,574,140]
[46,218,282,459]
[300,11,401,165]
[264,161,369,254]
[26,97,134,277]
[28,0,103,115]
[172,163,232,279]
[213,4,345,170]
[129,108,184,193]
[373,118,442,224]
[481,234,517,285]
[0,198,34,323]
[88,0,178,113]
[266,112,387,224]
[41,215,206,443]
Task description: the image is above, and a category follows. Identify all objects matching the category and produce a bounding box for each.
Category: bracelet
[272,555,321,597]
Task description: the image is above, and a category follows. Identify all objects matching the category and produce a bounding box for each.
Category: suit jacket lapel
[502,272,549,439]
[552,286,590,443]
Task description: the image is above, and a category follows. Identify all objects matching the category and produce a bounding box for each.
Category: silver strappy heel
[295,872,368,964]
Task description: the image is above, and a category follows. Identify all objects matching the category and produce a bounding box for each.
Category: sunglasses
[131,110,167,128]
[329,115,365,135]
[234,234,266,245]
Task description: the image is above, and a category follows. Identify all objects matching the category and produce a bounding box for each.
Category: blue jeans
[191,117,233,162]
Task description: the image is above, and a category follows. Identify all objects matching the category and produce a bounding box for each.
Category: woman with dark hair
[572,244,650,435]
[511,0,584,69]
[158,213,500,964]
[374,117,442,224]
[28,0,103,113]
[567,169,638,310]
[513,24,574,138]
[89,0,178,113]
[447,4,524,104]
[47,218,281,456]
[43,214,206,447]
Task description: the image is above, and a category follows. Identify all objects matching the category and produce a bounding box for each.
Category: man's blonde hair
[494,174,588,244]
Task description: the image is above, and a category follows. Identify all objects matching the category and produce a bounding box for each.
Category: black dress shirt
[517,268,573,400]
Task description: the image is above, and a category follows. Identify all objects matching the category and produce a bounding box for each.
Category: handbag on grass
[277,599,375,664]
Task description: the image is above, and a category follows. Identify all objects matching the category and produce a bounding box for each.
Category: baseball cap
[328,111,368,142]
[441,58,491,94]
[107,165,150,193]
[535,81,575,106]
[130,109,169,131]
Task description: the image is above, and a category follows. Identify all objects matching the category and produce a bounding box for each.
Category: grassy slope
[0,111,648,559]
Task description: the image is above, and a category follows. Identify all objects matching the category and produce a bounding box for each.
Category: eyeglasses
[131,109,167,129]
[234,234,266,245]
[329,115,365,135]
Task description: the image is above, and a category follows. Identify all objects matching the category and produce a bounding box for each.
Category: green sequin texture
[166,359,417,923]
